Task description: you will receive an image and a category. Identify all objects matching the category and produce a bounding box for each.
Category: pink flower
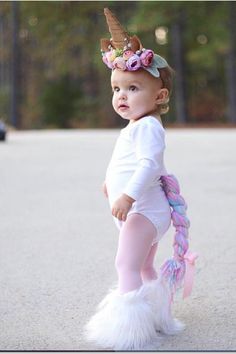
[126,54,141,71]
[113,57,127,70]
[140,49,154,67]
[102,52,113,69]
[123,50,134,61]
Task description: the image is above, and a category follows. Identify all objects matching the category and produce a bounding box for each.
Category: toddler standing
[85,8,197,350]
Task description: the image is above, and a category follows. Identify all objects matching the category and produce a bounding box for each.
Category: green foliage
[0,1,234,127]
[132,1,229,67]
[0,86,10,122]
[40,76,80,128]
[131,1,231,122]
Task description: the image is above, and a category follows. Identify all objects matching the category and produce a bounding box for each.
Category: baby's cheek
[112,96,117,109]
[112,101,119,114]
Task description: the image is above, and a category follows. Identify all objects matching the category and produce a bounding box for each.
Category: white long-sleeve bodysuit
[105,116,171,244]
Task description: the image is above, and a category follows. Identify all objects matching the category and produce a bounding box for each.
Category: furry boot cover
[146,277,185,335]
[84,284,159,350]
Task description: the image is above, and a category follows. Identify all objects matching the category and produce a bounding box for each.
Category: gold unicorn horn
[104,8,129,49]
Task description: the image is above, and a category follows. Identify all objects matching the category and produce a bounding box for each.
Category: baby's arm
[112,193,135,221]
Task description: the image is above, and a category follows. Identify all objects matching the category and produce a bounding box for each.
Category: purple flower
[126,54,141,71]
[140,49,154,67]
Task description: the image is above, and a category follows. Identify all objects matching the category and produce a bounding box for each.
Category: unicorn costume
[84,8,198,350]
[106,115,171,244]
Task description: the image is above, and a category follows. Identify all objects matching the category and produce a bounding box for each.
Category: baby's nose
[119,90,127,100]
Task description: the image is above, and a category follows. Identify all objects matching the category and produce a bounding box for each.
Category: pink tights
[115,213,158,294]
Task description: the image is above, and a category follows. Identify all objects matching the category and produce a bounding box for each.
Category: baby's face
[111,69,163,121]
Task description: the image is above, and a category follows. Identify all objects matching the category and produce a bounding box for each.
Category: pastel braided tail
[160,174,193,299]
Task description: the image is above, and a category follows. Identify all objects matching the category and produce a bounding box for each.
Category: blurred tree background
[0,1,235,129]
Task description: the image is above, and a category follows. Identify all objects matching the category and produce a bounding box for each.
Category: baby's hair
[159,66,174,115]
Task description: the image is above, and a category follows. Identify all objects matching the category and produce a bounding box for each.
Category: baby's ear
[156,88,169,105]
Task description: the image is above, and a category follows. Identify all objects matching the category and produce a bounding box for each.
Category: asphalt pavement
[0,128,236,351]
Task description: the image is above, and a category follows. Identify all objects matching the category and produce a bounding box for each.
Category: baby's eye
[129,85,138,91]
[112,86,120,92]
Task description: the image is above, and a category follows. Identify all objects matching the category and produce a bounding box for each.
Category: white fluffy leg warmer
[146,277,185,335]
[84,284,159,350]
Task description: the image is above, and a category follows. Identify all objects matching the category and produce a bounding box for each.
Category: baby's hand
[112,194,135,222]
[102,181,108,198]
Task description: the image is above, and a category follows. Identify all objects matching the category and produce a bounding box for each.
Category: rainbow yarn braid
[160,174,191,298]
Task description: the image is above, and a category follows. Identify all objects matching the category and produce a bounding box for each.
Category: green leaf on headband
[115,49,123,57]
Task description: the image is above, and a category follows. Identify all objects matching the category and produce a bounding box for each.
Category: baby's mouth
[118,104,129,109]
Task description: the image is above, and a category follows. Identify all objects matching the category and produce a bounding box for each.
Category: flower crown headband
[100,8,169,78]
